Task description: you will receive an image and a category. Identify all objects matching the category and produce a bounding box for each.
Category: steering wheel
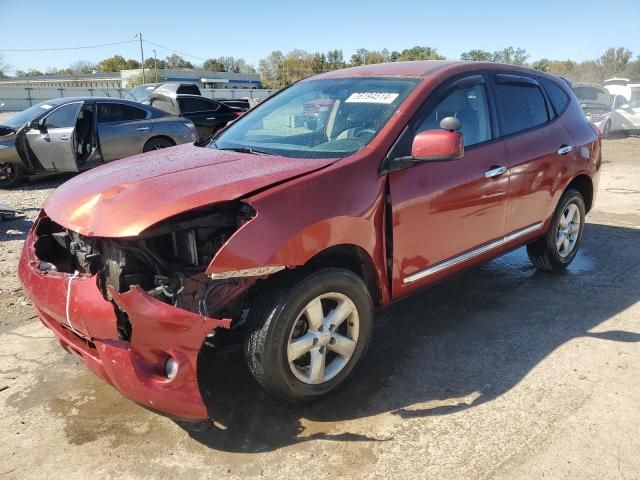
[354,128,376,138]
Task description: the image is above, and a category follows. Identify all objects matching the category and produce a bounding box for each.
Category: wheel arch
[565,174,594,213]
[298,244,383,309]
[142,135,176,152]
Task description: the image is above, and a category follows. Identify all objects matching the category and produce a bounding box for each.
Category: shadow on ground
[184,223,640,452]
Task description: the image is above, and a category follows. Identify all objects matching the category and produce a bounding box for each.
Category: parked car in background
[19,61,600,420]
[0,97,197,187]
[574,83,615,137]
[149,92,242,142]
[128,82,201,104]
[217,98,251,111]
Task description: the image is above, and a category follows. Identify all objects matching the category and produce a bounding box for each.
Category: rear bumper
[18,220,230,420]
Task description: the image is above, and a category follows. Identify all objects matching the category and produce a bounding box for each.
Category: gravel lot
[1,107,640,479]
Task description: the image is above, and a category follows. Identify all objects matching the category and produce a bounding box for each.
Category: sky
[1,0,639,74]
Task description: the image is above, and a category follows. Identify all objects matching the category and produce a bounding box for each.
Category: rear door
[26,102,82,172]
[388,74,510,297]
[493,74,577,234]
[97,102,151,161]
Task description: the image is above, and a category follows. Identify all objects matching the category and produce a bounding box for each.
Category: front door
[388,74,509,298]
[26,102,83,172]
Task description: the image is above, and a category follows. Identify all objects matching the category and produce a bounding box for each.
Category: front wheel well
[565,174,593,213]
[286,245,383,309]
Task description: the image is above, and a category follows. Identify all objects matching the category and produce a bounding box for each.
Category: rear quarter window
[541,78,570,115]
[494,75,550,136]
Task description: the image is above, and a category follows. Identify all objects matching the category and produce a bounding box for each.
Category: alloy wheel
[286,292,359,385]
[556,203,581,258]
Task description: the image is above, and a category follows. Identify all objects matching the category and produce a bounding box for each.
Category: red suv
[19,61,601,420]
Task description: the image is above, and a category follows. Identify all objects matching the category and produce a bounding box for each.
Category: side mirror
[412,117,464,162]
[620,103,631,109]
[29,119,44,131]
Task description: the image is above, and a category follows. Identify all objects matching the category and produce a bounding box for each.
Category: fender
[206,158,390,303]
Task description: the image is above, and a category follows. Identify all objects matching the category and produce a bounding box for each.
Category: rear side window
[97,103,147,123]
[541,78,570,115]
[494,75,550,136]
[178,97,220,113]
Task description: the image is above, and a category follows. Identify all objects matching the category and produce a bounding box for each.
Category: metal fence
[0,85,277,111]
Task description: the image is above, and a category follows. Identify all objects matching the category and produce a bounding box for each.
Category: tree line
[2,46,638,88]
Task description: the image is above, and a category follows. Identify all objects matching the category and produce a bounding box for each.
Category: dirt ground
[1,111,639,479]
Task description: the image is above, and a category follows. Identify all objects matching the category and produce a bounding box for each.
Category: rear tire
[142,137,175,152]
[527,189,586,271]
[0,163,23,189]
[244,268,374,401]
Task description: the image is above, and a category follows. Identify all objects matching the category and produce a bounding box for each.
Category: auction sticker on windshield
[345,92,400,104]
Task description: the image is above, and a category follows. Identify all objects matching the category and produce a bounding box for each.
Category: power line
[0,40,137,52]
[142,39,208,61]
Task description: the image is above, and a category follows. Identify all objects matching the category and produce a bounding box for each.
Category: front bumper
[18,219,230,420]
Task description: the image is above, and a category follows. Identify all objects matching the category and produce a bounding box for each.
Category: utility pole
[153,49,158,82]
[135,32,145,83]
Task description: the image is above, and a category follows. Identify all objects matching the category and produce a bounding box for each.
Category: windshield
[128,85,159,103]
[212,77,420,159]
[3,102,59,129]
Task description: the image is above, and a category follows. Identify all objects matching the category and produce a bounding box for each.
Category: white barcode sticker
[345,92,399,104]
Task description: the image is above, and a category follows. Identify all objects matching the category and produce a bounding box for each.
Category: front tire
[527,189,586,271]
[0,163,23,189]
[244,268,374,401]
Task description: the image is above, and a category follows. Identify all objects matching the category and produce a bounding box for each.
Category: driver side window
[416,76,492,147]
[44,103,82,129]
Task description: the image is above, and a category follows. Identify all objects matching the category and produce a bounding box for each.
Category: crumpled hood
[44,143,335,237]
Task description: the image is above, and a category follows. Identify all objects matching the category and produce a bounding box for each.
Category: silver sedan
[0,97,198,188]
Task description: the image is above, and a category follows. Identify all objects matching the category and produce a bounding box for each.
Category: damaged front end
[21,201,263,420]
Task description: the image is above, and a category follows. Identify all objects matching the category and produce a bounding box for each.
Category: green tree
[531,58,551,72]
[165,54,194,69]
[326,49,345,69]
[125,59,141,69]
[597,47,632,77]
[492,47,529,65]
[128,70,165,87]
[144,57,167,70]
[203,58,225,72]
[259,50,285,88]
[15,69,44,77]
[0,55,9,78]
[396,46,445,61]
[460,49,493,61]
[98,55,128,72]
[69,60,96,74]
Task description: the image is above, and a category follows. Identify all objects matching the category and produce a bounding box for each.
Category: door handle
[206,117,217,120]
[484,166,508,178]
[135,127,150,131]
[59,135,70,141]
[557,145,573,155]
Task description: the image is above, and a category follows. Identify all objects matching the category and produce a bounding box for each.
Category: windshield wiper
[215,145,276,156]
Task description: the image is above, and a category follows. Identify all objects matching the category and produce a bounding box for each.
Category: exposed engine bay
[34,202,258,339]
